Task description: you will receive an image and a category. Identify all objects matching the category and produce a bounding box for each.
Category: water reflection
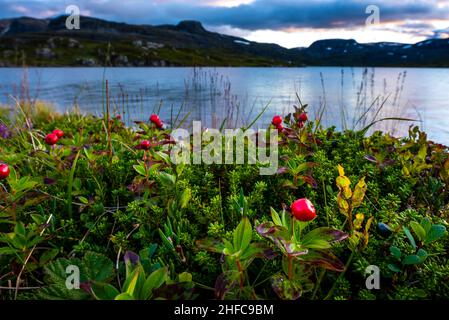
[0,67,448,144]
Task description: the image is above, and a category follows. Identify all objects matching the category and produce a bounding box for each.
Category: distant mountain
[302,38,449,67]
[0,15,448,67]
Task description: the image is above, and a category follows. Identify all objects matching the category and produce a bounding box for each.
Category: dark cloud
[0,0,448,31]
[389,21,439,38]
[197,0,448,30]
[398,22,436,30]
[433,27,449,38]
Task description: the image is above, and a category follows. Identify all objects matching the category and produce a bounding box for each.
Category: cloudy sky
[1,0,449,48]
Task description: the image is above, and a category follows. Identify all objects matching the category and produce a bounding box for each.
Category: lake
[0,67,448,144]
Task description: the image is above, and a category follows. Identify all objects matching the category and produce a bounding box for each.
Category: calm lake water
[0,67,448,144]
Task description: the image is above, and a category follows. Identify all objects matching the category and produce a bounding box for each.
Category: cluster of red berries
[0,163,10,180]
[271,115,283,131]
[272,112,308,132]
[290,198,317,222]
[44,129,64,145]
[150,114,164,129]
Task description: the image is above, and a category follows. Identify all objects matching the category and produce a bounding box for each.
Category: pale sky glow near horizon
[0,0,449,48]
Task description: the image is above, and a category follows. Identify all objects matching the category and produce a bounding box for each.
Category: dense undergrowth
[0,103,448,300]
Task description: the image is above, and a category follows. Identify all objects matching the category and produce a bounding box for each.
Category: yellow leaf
[336,176,351,189]
[364,216,374,234]
[352,177,367,208]
[402,166,410,176]
[337,195,349,216]
[337,164,345,177]
[353,213,364,230]
[418,145,427,161]
[343,186,352,199]
[362,217,374,249]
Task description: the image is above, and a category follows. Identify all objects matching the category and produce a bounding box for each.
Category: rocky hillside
[0,15,448,67]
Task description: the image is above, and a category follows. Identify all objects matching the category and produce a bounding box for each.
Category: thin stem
[193,281,215,291]
[251,261,268,287]
[236,260,244,289]
[324,250,355,300]
[311,269,326,299]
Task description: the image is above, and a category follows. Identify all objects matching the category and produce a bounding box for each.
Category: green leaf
[420,218,432,234]
[270,207,282,227]
[417,144,427,161]
[301,239,330,249]
[178,272,192,283]
[223,239,234,255]
[115,293,135,300]
[133,164,146,176]
[388,263,401,273]
[179,188,191,209]
[239,242,268,260]
[425,225,447,244]
[30,214,45,225]
[91,283,120,300]
[410,221,426,243]
[39,248,59,266]
[403,227,417,249]
[14,222,26,236]
[417,248,428,263]
[155,151,172,165]
[123,267,140,297]
[79,196,89,205]
[233,216,252,253]
[37,256,92,300]
[142,267,167,299]
[402,255,421,265]
[0,247,19,255]
[301,227,348,246]
[158,172,176,187]
[159,229,175,251]
[139,244,158,261]
[196,239,225,253]
[82,252,114,282]
[389,246,401,260]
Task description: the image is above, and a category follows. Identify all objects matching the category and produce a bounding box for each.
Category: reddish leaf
[364,155,378,163]
[299,250,345,272]
[301,175,317,188]
[271,274,301,300]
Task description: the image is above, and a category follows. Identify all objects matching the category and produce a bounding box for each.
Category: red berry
[52,129,64,139]
[299,112,308,122]
[298,121,304,129]
[155,120,164,129]
[150,114,160,124]
[275,123,284,132]
[291,198,316,222]
[44,133,59,145]
[140,140,151,150]
[0,163,10,180]
[272,115,283,126]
